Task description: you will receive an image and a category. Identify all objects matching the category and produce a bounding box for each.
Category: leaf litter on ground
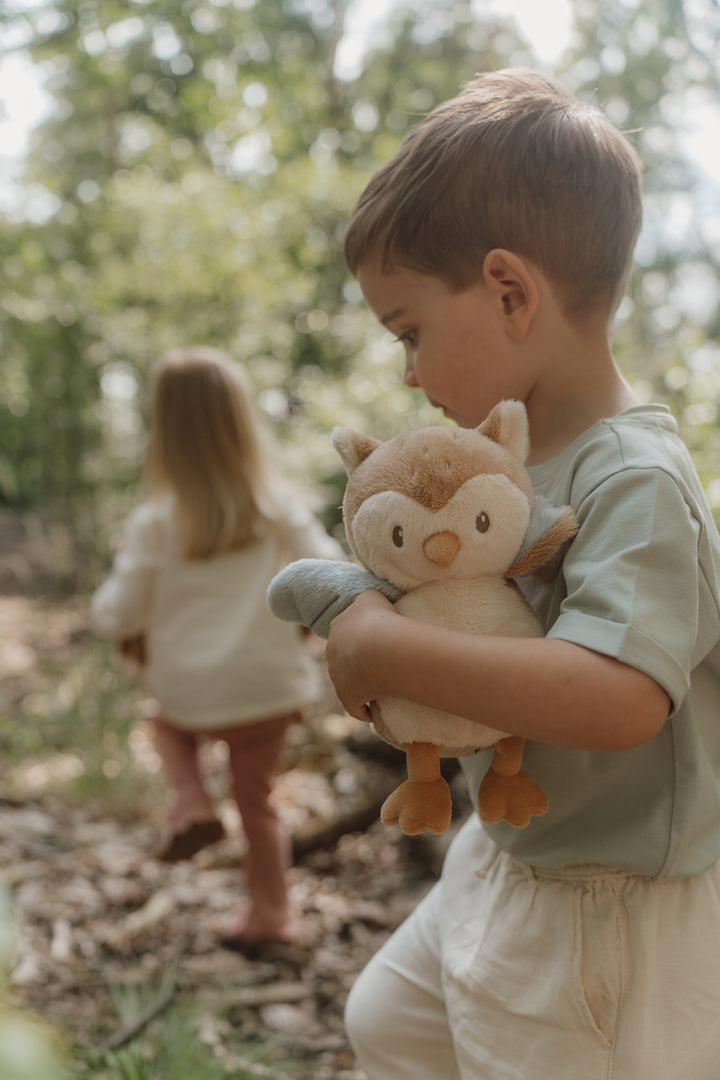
[0,595,470,1078]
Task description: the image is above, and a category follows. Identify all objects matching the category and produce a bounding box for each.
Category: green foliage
[0,0,719,531]
[551,0,720,510]
[0,0,521,529]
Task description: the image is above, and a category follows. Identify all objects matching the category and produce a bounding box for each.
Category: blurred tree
[0,0,718,534]
[555,0,720,507]
[0,0,519,524]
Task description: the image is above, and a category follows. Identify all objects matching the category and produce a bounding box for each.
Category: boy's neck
[523,309,639,467]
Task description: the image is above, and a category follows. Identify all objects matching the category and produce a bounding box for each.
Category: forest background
[1,0,719,1078]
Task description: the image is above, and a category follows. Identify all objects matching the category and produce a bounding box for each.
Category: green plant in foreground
[0,888,69,1080]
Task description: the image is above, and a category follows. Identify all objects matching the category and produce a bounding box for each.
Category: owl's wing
[506,498,579,582]
[267,558,401,639]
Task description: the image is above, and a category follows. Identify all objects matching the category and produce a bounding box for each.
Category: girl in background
[92,347,343,947]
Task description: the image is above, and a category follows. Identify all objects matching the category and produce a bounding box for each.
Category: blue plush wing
[267,558,401,639]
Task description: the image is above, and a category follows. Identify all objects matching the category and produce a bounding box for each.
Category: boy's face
[356,261,533,429]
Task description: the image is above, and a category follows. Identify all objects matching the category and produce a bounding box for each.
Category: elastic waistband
[523,860,648,883]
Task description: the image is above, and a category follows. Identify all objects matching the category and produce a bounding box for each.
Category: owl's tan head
[332,401,535,590]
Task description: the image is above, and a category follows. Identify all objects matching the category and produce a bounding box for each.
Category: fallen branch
[289,754,462,861]
[95,982,177,1053]
[223,1056,286,1079]
[291,787,391,860]
[103,889,175,950]
[224,980,311,1008]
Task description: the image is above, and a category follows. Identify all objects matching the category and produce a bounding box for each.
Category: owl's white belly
[375,577,544,756]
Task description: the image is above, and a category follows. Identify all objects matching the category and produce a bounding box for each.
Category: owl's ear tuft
[332,427,381,476]
[476,400,528,461]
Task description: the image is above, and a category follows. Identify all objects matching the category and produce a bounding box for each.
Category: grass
[85,1028,296,1080]
[1,630,160,818]
[72,964,300,1080]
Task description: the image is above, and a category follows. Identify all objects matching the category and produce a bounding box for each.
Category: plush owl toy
[268,400,578,835]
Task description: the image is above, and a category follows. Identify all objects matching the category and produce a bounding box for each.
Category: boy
[326,69,720,1079]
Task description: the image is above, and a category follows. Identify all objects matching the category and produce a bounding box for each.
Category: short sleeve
[91,502,166,639]
[547,467,702,713]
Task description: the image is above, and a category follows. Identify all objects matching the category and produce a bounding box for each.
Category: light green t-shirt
[461,405,720,877]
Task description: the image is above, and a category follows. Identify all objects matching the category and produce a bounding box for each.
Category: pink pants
[153,712,298,938]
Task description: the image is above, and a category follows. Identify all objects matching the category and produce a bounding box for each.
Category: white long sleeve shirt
[91,493,343,730]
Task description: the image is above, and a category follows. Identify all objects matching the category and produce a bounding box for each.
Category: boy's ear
[483,249,538,339]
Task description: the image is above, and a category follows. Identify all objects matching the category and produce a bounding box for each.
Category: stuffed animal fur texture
[268,400,578,835]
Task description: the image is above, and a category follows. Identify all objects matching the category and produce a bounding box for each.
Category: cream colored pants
[346,815,720,1079]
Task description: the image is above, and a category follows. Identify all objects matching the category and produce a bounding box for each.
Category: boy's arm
[325,590,670,753]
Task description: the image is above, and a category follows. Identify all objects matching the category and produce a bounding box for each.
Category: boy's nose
[423,531,460,568]
[403,362,419,388]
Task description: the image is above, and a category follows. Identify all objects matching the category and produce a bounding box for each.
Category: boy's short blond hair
[344,68,643,319]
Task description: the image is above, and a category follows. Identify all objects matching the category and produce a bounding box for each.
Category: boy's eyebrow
[380,306,408,327]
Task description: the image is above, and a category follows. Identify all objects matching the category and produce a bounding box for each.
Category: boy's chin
[429,399,456,422]
[428,397,485,428]
[439,407,471,428]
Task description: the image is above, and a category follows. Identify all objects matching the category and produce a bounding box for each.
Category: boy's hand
[326,590,398,722]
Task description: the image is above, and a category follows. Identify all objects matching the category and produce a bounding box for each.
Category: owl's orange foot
[478,768,548,828]
[381,777,452,835]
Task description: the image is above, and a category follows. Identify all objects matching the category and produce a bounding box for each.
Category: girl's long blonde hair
[147,347,281,559]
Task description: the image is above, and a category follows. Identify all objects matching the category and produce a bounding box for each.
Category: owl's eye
[476,512,490,534]
[392,525,404,548]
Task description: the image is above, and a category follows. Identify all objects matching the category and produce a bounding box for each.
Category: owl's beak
[423,531,460,568]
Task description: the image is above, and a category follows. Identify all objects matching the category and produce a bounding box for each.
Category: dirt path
[3,787,436,1077]
[0,595,459,1077]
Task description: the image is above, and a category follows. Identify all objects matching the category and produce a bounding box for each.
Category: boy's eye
[393,331,416,347]
[392,525,404,548]
[476,512,490,534]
